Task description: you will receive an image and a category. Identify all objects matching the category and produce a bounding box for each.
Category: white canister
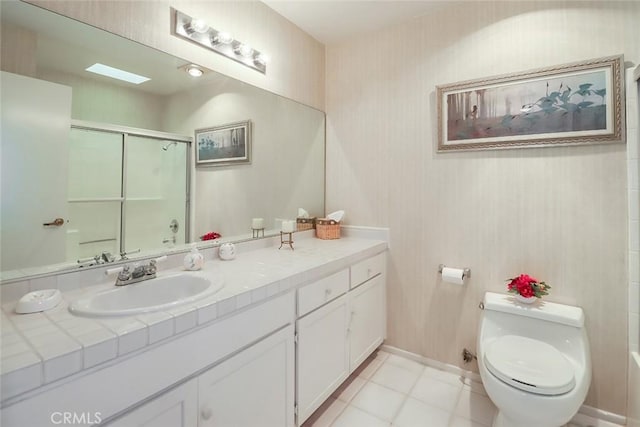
[183,246,204,271]
[219,243,236,260]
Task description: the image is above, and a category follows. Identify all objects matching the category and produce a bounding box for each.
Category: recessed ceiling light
[85,63,150,85]
[186,65,204,77]
[178,63,210,78]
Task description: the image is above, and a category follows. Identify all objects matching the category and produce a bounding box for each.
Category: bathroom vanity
[0,232,387,427]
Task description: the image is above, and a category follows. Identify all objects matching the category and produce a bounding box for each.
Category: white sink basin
[68,272,223,317]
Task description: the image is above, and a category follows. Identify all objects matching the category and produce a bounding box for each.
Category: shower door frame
[70,120,192,257]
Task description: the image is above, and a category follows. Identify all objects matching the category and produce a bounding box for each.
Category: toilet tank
[483,292,584,327]
[479,292,588,364]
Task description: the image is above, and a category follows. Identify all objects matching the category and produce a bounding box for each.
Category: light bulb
[189,18,210,34]
[212,31,233,45]
[236,44,254,58]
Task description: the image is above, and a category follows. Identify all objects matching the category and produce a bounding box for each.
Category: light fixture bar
[85,63,150,84]
[172,8,267,74]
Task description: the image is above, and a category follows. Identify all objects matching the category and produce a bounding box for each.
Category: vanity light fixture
[254,53,268,68]
[187,18,210,34]
[212,31,233,45]
[235,43,254,58]
[172,8,267,74]
[85,63,150,84]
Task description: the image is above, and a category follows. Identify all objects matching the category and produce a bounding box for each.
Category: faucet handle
[131,262,145,279]
[117,265,132,282]
[101,252,115,263]
[145,259,158,276]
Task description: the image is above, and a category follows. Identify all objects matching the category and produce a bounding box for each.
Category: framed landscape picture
[437,55,625,151]
[196,120,251,166]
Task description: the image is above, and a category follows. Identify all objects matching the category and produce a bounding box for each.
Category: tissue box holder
[296,217,316,231]
[316,219,340,240]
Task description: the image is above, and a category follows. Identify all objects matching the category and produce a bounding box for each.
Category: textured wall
[25,0,325,111]
[163,78,325,239]
[326,1,640,416]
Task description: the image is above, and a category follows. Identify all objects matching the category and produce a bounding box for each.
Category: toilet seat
[484,335,576,396]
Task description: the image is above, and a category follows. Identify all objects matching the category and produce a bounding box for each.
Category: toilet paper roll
[442,267,465,285]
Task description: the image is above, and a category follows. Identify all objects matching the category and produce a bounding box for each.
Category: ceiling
[261,0,453,45]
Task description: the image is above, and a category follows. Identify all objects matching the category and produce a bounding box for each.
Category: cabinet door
[106,379,197,427]
[198,325,295,427]
[349,274,385,370]
[296,294,350,424]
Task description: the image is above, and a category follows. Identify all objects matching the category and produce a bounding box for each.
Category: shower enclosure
[67,122,190,262]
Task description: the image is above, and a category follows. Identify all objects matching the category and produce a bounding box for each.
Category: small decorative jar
[219,242,236,260]
[183,246,204,271]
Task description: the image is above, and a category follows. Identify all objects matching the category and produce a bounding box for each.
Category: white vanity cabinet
[197,325,295,427]
[296,252,386,425]
[106,379,198,427]
[107,326,294,427]
[349,273,385,368]
[296,293,351,423]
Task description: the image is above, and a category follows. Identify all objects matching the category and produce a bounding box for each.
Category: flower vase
[515,294,538,304]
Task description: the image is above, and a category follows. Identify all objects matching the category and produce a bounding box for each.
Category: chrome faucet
[115,259,158,286]
[77,252,115,268]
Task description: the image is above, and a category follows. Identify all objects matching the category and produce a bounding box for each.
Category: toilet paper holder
[438,264,471,279]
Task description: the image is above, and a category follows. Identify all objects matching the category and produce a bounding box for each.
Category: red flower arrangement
[506,274,550,299]
[200,231,221,241]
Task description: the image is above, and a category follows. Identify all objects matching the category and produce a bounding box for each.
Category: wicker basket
[316,218,340,240]
[296,217,316,232]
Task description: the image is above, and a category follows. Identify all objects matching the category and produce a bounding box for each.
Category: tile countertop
[0,235,387,402]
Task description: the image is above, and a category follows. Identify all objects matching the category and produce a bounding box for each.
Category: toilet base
[493,410,566,427]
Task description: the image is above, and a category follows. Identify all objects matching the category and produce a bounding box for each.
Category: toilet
[477,292,591,427]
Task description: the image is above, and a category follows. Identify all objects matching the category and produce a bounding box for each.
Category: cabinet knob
[325,288,332,295]
[201,407,213,420]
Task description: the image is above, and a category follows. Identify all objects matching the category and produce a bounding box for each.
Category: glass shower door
[123,136,188,253]
[67,128,123,261]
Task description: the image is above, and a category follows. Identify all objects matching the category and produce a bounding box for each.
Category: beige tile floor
[302,350,619,427]
[302,350,496,427]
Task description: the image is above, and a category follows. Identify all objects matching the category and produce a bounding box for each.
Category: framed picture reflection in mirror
[196,120,252,166]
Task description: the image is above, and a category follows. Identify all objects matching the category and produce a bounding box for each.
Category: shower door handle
[43,218,65,227]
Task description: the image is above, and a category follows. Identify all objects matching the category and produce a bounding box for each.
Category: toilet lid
[484,335,576,396]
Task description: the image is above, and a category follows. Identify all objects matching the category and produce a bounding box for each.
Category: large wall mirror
[0,0,325,280]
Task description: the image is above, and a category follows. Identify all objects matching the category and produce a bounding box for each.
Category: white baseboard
[573,406,627,427]
[380,344,481,383]
[380,344,626,427]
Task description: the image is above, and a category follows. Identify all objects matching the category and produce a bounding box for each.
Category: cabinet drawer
[350,252,385,289]
[298,269,349,317]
